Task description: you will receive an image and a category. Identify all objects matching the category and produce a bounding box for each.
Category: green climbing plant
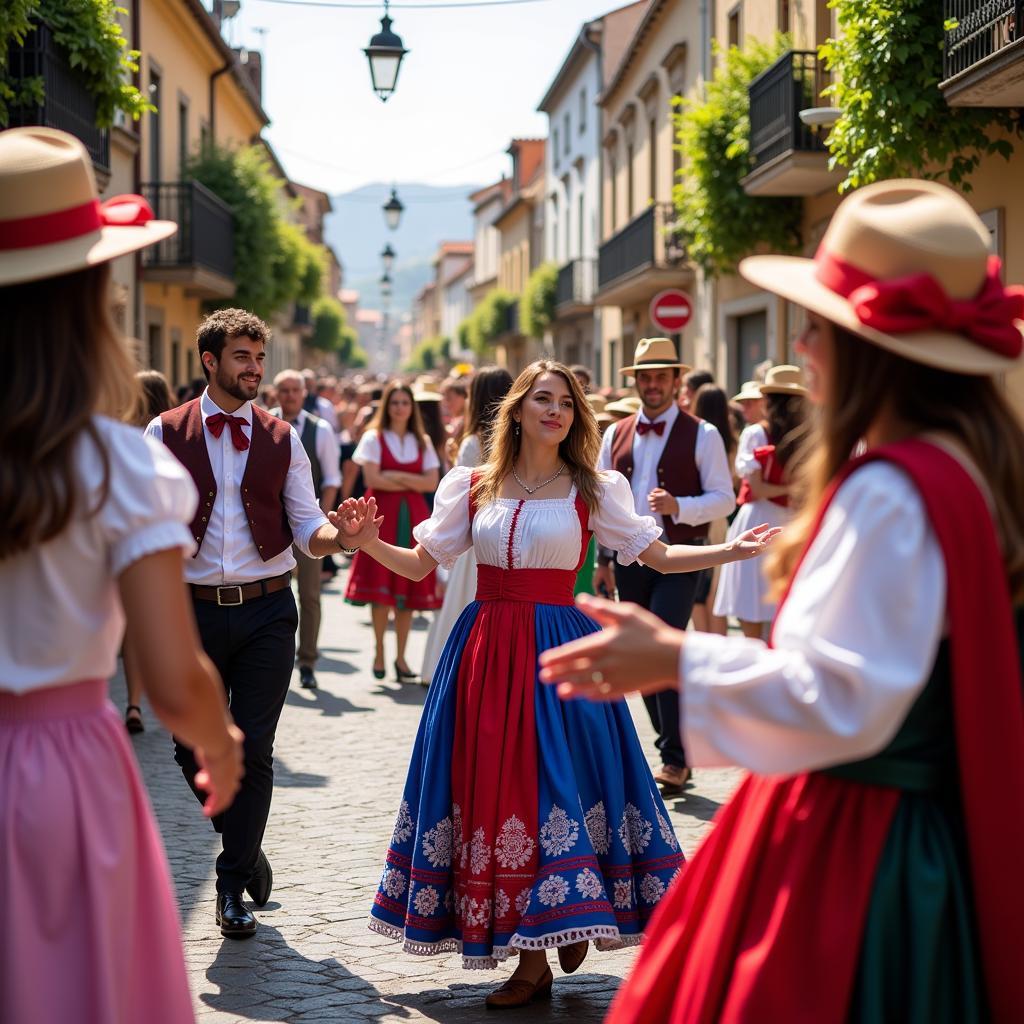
[820,0,1019,192]
[520,262,558,339]
[673,35,803,276]
[1,1,152,128]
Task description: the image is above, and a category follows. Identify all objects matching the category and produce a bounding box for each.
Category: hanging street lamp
[364,1,408,103]
[382,188,404,231]
[380,273,393,299]
[381,243,396,274]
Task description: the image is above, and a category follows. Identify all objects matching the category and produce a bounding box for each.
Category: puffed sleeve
[412,465,474,570]
[420,437,440,471]
[590,471,662,565]
[352,429,381,466]
[96,419,198,576]
[456,433,482,468]
[735,424,768,479]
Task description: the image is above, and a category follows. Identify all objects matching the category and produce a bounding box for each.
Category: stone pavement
[115,573,742,1024]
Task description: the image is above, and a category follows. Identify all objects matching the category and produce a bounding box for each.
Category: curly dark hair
[197,308,271,380]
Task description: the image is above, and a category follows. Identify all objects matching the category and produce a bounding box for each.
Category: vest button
[208,491,214,497]
[250,520,255,526]
[201,516,207,522]
[194,536,201,543]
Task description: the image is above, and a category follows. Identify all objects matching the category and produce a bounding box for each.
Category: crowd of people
[3,127,1023,1023]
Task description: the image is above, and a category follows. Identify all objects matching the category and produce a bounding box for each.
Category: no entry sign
[650,289,693,333]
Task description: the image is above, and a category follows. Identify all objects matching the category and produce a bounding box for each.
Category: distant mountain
[324,182,480,317]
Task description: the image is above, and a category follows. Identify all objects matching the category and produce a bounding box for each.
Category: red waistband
[0,679,107,721]
[475,565,577,605]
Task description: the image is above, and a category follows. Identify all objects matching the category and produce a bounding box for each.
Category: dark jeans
[177,587,297,893]
[614,558,703,769]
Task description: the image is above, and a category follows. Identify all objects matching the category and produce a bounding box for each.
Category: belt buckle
[216,585,244,606]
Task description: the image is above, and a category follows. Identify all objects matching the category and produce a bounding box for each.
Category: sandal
[124,704,144,735]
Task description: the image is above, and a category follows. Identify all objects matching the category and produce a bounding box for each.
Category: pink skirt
[0,680,194,1024]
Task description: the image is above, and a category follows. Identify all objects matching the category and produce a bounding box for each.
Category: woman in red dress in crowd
[346,382,442,681]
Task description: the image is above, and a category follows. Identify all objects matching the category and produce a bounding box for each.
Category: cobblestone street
[116,575,742,1024]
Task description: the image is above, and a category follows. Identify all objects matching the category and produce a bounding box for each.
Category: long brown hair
[768,325,1024,601]
[461,366,514,458]
[369,381,427,451]
[472,360,603,512]
[764,392,808,468]
[0,263,140,560]
[693,383,737,461]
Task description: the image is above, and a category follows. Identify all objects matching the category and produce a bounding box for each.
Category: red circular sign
[650,289,693,333]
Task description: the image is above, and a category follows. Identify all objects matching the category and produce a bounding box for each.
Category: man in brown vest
[596,338,735,794]
[146,309,357,938]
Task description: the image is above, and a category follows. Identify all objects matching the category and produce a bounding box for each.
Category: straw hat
[413,378,443,401]
[740,179,1024,376]
[605,396,642,417]
[759,365,807,396]
[621,337,692,375]
[586,393,608,414]
[0,127,177,286]
[732,380,763,402]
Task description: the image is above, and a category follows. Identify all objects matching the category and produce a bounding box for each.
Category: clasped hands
[329,496,384,550]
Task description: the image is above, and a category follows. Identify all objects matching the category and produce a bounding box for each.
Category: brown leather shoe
[654,764,691,795]
[485,967,554,1010]
[557,939,588,974]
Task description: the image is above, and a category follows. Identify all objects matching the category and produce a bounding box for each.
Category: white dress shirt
[145,390,329,586]
[273,408,342,493]
[314,394,339,434]
[598,404,735,534]
[0,417,195,693]
[680,463,946,775]
[353,428,441,470]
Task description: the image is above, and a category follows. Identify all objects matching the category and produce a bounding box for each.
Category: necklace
[512,461,565,495]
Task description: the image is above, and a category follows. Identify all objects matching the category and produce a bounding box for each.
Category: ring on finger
[591,670,604,684]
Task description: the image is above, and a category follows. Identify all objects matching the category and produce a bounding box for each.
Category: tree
[520,262,558,338]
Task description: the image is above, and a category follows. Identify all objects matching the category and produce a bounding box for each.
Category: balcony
[6,21,110,179]
[498,298,520,338]
[942,1,1024,105]
[555,259,596,317]
[596,204,688,308]
[741,50,844,197]
[141,181,235,299]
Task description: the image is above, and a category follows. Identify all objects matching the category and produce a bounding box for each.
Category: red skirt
[346,488,441,610]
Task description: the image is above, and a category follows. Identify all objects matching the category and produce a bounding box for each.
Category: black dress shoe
[215,892,257,938]
[299,666,318,690]
[246,848,273,907]
[395,660,420,684]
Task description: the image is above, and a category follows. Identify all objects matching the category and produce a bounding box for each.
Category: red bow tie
[206,412,250,452]
[636,420,666,437]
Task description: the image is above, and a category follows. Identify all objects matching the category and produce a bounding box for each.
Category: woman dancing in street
[345,381,442,682]
[335,361,777,1009]
[541,180,1024,1022]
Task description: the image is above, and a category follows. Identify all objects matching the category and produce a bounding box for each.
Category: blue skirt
[368,596,686,969]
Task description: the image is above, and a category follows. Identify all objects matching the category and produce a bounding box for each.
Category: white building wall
[472,195,504,288]
[441,274,472,343]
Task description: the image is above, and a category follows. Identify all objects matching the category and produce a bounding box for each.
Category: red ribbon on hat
[815,250,1024,359]
[0,194,155,251]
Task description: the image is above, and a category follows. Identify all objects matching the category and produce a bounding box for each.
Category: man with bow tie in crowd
[145,309,353,939]
[596,338,735,795]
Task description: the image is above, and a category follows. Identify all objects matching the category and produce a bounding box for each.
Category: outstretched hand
[730,522,783,560]
[328,496,384,550]
[538,594,683,701]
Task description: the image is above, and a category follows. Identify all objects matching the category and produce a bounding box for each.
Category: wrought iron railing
[556,258,596,308]
[598,204,679,291]
[944,0,1022,79]
[748,50,829,170]
[6,21,110,173]
[141,181,235,280]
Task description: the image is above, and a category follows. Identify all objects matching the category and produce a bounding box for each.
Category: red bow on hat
[0,194,155,251]
[816,252,1024,359]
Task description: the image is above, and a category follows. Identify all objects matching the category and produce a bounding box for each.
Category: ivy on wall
[520,262,558,338]
[821,0,1019,192]
[404,335,449,373]
[1,1,152,127]
[463,288,517,353]
[673,36,803,276]
[310,294,366,368]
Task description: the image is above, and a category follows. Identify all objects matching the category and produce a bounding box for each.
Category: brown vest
[609,409,709,542]
[160,398,294,561]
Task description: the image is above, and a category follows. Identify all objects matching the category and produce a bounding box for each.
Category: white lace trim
[614,519,662,566]
[411,531,463,572]
[367,916,643,971]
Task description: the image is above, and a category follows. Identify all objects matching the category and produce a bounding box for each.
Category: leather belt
[190,572,292,606]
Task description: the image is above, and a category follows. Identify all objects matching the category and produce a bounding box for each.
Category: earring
[513,421,520,437]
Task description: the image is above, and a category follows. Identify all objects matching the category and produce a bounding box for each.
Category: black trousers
[177,587,297,893]
[614,558,702,769]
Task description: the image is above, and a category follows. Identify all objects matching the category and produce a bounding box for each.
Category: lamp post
[380,273,393,300]
[382,188,404,231]
[364,1,408,103]
[381,243,396,274]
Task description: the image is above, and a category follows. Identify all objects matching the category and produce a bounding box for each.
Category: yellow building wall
[497,207,531,295]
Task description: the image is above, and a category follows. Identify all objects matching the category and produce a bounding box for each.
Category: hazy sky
[227,0,621,195]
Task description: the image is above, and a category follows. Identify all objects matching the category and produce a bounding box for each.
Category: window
[563,113,570,154]
[577,192,584,258]
[148,69,161,179]
[649,117,658,201]
[778,0,791,32]
[178,100,188,176]
[579,88,586,132]
[199,119,210,154]
[727,4,742,48]
[553,127,560,168]
[672,93,683,183]
[626,143,635,218]
[609,155,618,233]
[147,322,163,372]
[170,331,182,388]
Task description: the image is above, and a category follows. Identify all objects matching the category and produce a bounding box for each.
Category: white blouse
[681,462,946,775]
[413,466,662,572]
[1,417,197,693]
[353,428,440,471]
[735,423,769,479]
